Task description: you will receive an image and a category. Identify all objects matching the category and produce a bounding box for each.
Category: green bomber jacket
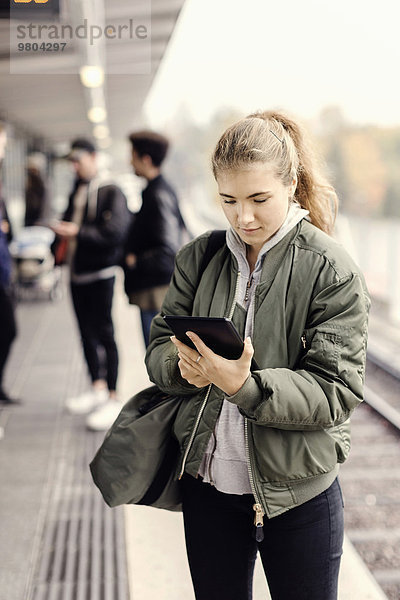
[145,220,370,518]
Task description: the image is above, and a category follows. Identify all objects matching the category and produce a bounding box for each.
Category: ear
[143,154,154,168]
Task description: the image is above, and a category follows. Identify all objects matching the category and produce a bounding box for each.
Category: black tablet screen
[163,316,244,360]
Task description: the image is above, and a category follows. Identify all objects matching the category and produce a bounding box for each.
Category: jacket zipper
[178,270,242,480]
[232,269,265,538]
[244,418,265,541]
[301,333,307,349]
[245,277,265,541]
[178,384,212,479]
[227,270,241,320]
[234,269,265,537]
[207,432,217,485]
[244,276,253,303]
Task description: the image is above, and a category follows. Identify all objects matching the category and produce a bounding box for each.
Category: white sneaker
[86,399,123,431]
[65,388,108,415]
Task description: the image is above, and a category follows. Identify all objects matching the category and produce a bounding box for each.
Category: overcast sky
[144,0,400,128]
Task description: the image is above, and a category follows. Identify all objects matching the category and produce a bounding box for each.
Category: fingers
[185,331,214,360]
[242,336,254,360]
[171,332,253,365]
[188,331,254,365]
[178,352,200,371]
[172,331,254,395]
[170,335,203,364]
[177,355,210,388]
[170,337,204,381]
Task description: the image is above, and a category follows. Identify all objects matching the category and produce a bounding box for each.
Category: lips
[240,228,260,234]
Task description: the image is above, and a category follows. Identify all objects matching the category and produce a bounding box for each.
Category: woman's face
[217,163,295,255]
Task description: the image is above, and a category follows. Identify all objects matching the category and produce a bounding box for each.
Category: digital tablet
[163,315,244,360]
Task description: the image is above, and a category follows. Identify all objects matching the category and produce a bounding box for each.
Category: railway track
[339,352,400,600]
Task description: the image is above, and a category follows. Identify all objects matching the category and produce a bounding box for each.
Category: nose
[237,202,255,226]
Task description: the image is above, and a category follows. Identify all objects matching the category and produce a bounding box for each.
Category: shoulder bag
[90,386,184,511]
[90,230,227,511]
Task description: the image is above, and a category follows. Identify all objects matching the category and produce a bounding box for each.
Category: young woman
[145,111,370,600]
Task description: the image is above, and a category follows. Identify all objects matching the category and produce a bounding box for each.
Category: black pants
[140,309,158,348]
[0,285,17,392]
[70,278,118,391]
[182,475,344,600]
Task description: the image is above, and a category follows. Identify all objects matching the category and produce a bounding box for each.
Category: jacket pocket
[252,426,339,483]
[302,327,344,378]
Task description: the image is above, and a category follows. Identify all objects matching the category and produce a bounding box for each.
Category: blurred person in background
[24,152,49,227]
[0,122,20,406]
[124,130,190,348]
[145,111,370,600]
[52,138,130,431]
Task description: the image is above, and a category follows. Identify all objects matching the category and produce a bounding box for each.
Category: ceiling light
[80,66,104,88]
[88,106,107,123]
[97,138,112,149]
[93,124,110,139]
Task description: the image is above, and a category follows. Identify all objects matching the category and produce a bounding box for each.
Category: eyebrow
[219,191,271,199]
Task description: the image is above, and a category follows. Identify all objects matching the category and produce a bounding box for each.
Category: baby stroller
[9,226,62,301]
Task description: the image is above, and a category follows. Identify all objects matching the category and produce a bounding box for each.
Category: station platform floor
[0,270,389,600]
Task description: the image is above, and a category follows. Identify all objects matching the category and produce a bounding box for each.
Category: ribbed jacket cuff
[226,374,264,419]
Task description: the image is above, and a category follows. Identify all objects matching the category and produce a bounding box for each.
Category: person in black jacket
[124,130,189,347]
[52,138,130,430]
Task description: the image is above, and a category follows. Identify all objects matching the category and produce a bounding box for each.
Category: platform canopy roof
[0,0,185,150]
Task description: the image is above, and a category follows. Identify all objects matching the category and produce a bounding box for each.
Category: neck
[246,246,258,273]
[78,172,97,184]
[145,167,161,182]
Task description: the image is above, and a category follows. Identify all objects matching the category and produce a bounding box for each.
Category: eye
[222,199,236,205]
[253,198,269,203]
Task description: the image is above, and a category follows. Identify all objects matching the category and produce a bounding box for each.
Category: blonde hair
[211,110,338,234]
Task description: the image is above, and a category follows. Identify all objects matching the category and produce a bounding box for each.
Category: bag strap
[196,230,226,288]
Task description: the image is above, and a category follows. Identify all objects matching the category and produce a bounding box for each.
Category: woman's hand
[171,331,254,396]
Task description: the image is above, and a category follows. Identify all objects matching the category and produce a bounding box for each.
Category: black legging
[0,285,17,392]
[70,277,118,391]
[182,475,344,600]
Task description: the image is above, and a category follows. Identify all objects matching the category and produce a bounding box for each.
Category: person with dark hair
[52,138,130,431]
[24,152,49,227]
[145,111,370,600]
[124,130,189,348]
[0,122,20,406]
[128,130,169,168]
